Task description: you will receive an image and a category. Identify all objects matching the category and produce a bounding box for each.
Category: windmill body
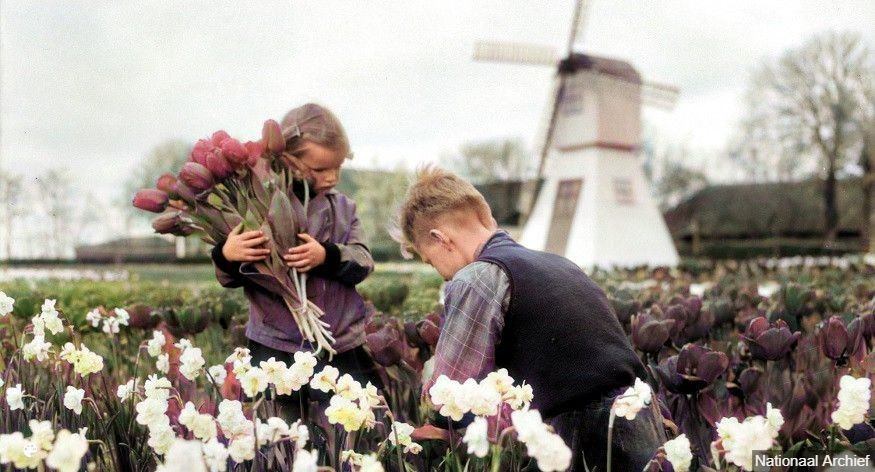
[518,54,680,269]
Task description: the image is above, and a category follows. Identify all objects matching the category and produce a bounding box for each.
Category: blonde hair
[391,165,494,258]
[281,103,351,159]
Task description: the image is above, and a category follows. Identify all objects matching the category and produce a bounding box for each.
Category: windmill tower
[474,0,680,269]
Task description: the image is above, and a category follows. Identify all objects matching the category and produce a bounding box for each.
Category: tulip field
[1,255,875,471]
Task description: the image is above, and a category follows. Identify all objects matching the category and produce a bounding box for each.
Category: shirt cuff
[211,239,243,276]
[311,241,342,276]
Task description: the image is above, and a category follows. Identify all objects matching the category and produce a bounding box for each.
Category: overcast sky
[2,0,874,212]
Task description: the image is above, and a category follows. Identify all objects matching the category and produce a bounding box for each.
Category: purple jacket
[211,188,374,354]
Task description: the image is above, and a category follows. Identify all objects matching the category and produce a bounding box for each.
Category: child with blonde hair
[395,165,664,471]
[211,103,382,415]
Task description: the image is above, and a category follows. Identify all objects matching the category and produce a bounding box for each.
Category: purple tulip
[210,130,231,146]
[743,316,801,361]
[155,173,177,194]
[220,137,249,168]
[631,312,675,354]
[190,139,215,166]
[205,149,233,180]
[244,141,265,167]
[665,296,713,343]
[172,182,197,204]
[132,188,169,213]
[818,316,858,362]
[365,324,405,367]
[179,162,215,193]
[656,344,728,394]
[151,211,194,236]
[417,316,441,347]
[262,119,285,154]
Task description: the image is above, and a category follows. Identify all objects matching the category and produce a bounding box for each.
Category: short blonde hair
[392,165,494,258]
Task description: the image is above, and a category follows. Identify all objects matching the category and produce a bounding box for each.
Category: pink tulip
[262,119,285,154]
[210,130,231,146]
[190,139,214,166]
[179,162,214,193]
[155,173,177,194]
[244,141,265,166]
[206,149,234,180]
[132,189,169,213]
[220,138,248,168]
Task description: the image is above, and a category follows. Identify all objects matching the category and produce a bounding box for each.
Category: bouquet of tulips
[132,120,336,356]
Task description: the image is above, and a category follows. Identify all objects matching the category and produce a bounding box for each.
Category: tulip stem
[606,409,616,472]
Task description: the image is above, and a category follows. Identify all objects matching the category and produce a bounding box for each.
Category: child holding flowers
[393,166,665,471]
[210,103,383,414]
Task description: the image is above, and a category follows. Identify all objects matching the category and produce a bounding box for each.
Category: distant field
[0,261,437,285]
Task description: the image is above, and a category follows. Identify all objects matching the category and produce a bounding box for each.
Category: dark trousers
[247,340,385,421]
[548,396,666,472]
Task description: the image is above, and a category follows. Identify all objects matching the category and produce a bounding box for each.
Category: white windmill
[474,0,680,269]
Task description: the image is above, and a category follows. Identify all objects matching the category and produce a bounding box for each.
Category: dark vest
[477,234,646,419]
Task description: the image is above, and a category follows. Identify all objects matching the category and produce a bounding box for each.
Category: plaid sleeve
[425,262,508,391]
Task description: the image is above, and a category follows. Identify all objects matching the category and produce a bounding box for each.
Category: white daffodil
[611,378,653,421]
[6,383,25,410]
[144,375,172,401]
[240,367,269,398]
[28,419,54,452]
[259,357,287,386]
[147,330,166,358]
[85,309,102,328]
[135,397,169,428]
[831,375,871,430]
[335,373,363,400]
[292,448,318,472]
[64,386,85,415]
[228,435,255,463]
[202,437,229,472]
[45,429,88,472]
[113,307,130,325]
[462,416,490,458]
[208,365,227,385]
[325,395,368,432]
[102,317,120,335]
[156,353,170,374]
[310,366,339,393]
[117,378,136,401]
[663,434,692,472]
[0,291,14,316]
[217,400,252,439]
[22,335,52,362]
[179,346,205,381]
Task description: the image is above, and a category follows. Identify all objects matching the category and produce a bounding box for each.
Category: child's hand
[222,230,271,262]
[283,233,326,272]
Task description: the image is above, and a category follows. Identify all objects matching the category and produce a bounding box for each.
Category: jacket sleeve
[310,199,375,286]
[210,239,245,288]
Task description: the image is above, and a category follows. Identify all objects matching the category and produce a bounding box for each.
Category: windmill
[474,0,680,269]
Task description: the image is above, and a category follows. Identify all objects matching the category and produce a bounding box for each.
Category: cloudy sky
[1,0,874,246]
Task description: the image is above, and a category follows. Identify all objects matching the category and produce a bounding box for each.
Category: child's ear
[429,229,452,250]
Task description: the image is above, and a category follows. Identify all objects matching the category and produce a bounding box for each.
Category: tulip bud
[132,188,169,213]
[743,316,800,361]
[631,312,675,354]
[205,149,233,180]
[365,324,405,367]
[179,162,215,193]
[155,173,177,194]
[262,119,285,154]
[151,211,195,236]
[819,315,852,361]
[210,130,231,146]
[173,182,197,204]
[243,141,265,167]
[190,139,214,166]
[220,138,249,168]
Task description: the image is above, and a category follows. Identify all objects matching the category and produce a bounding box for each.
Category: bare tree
[449,138,530,183]
[653,152,710,211]
[0,171,23,260]
[34,169,73,258]
[122,139,191,225]
[736,32,874,244]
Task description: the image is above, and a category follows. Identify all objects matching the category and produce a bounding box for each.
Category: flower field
[1,255,874,471]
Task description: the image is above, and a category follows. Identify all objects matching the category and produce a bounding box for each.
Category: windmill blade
[566,0,592,55]
[641,80,680,110]
[473,41,557,67]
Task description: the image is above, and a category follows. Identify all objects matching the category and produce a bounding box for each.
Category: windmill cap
[558,53,641,84]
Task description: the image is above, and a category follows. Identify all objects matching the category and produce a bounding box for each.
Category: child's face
[295,141,345,193]
[415,231,468,281]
